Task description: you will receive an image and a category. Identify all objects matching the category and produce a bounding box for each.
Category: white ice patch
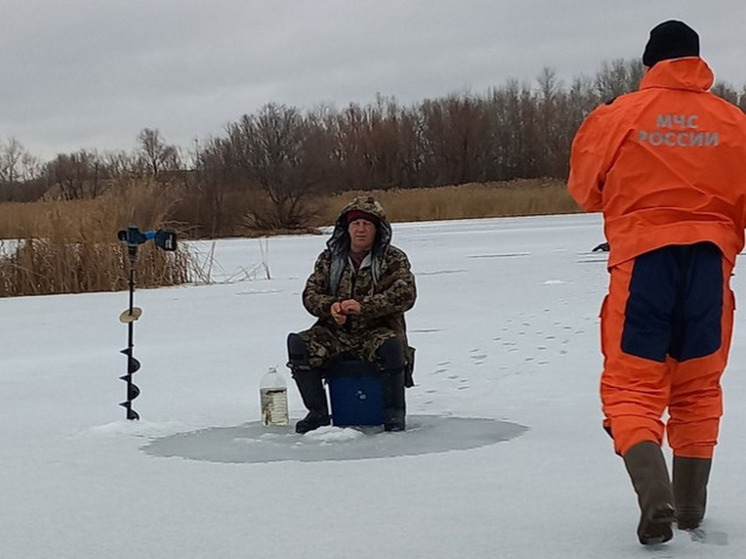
[302,425,365,442]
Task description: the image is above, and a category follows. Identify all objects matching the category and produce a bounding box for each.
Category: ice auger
[117,226,176,420]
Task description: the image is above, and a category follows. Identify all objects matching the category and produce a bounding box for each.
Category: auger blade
[119,401,140,421]
[119,349,141,373]
[127,383,141,400]
[127,357,141,374]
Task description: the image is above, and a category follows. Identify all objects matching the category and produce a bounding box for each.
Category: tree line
[2,59,745,236]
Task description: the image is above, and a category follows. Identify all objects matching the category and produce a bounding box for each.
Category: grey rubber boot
[673,456,712,530]
[623,441,675,545]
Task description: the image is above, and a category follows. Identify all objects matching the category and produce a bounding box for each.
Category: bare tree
[100,150,142,191]
[44,150,105,200]
[229,103,332,229]
[711,82,739,104]
[418,93,493,185]
[0,138,45,201]
[191,135,238,237]
[137,128,180,179]
[595,59,644,101]
[0,137,40,184]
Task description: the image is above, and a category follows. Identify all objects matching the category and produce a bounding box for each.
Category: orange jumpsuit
[568,57,746,458]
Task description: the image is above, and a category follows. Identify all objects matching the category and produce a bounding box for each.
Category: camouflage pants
[297,324,398,370]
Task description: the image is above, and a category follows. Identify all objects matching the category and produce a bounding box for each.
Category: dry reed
[316,178,579,225]
[0,178,579,296]
[0,181,192,297]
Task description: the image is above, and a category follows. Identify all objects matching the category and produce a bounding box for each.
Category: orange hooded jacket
[568,57,746,268]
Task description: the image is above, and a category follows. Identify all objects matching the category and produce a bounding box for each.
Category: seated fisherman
[287,196,417,433]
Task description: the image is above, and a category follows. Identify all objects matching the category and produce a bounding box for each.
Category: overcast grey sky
[1,0,744,161]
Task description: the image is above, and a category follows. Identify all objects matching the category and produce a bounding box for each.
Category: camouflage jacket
[302,196,417,362]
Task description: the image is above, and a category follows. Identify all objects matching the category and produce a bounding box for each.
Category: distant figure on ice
[568,20,746,545]
[592,241,610,252]
[286,196,417,434]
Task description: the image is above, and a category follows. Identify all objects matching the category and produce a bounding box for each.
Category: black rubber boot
[381,370,406,431]
[287,333,330,434]
[295,413,330,434]
[292,370,330,434]
[673,456,712,530]
[623,441,675,545]
[377,338,406,432]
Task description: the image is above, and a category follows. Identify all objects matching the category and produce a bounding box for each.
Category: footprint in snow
[469,349,487,365]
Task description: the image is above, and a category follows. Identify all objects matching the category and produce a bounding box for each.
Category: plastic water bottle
[259,367,289,426]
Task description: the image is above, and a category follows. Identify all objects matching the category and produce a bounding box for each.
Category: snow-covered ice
[1,213,744,558]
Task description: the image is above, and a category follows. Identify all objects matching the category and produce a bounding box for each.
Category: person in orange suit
[568,20,746,545]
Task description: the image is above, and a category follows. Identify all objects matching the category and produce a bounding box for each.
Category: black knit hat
[642,20,700,67]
